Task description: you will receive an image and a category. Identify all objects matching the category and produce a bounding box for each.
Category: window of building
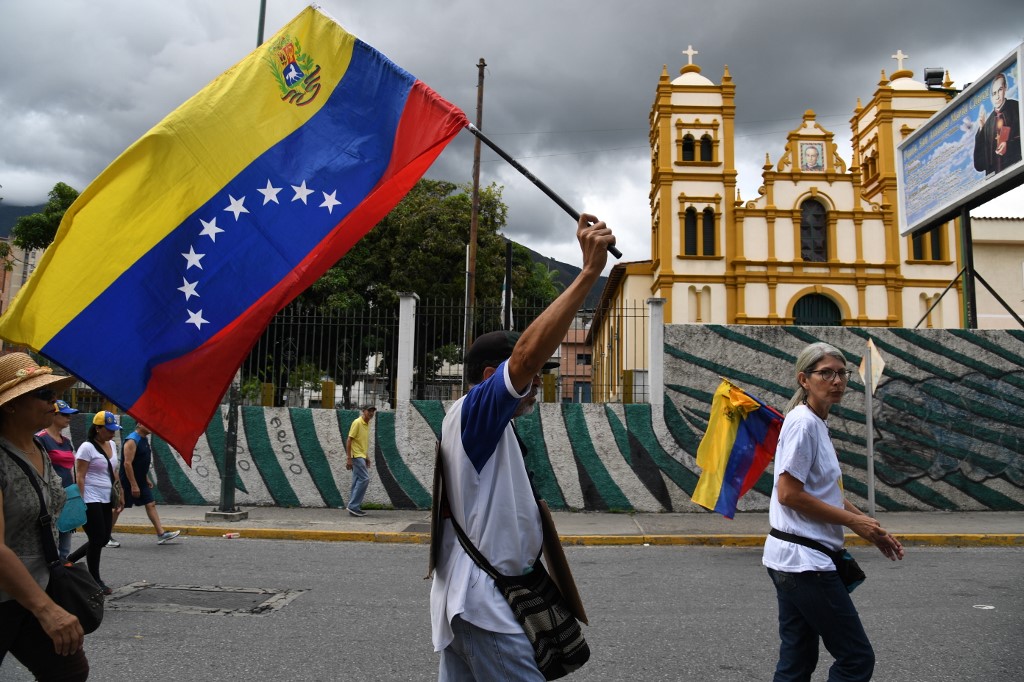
[684,207,698,254]
[800,199,828,262]
[700,135,713,161]
[702,208,716,256]
[576,353,592,365]
[793,293,842,325]
[682,134,695,162]
[911,225,944,261]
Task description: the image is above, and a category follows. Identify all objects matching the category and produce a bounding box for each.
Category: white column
[647,298,666,412]
[396,293,419,403]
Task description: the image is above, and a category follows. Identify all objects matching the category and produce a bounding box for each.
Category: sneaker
[347,507,367,517]
[105,538,121,548]
[157,530,181,544]
[100,583,113,596]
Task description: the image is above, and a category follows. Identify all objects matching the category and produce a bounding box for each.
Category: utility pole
[464,58,486,379]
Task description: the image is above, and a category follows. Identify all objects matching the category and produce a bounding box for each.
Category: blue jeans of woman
[439,614,543,682]
[347,458,370,512]
[767,567,874,682]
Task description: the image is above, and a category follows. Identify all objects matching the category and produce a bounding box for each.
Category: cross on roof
[891,49,909,71]
[682,45,699,66]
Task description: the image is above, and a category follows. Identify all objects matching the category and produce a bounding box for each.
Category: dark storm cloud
[1,1,1021,266]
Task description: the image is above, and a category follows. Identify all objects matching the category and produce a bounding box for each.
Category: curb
[113,524,1024,547]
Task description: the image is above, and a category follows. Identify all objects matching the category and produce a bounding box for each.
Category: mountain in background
[518,243,607,309]
[0,203,44,238]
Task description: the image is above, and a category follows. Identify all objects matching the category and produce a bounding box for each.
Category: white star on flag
[199,217,224,242]
[224,195,249,220]
[186,309,208,329]
[181,246,205,270]
[258,179,282,205]
[291,181,314,204]
[320,190,341,214]
[178,278,199,301]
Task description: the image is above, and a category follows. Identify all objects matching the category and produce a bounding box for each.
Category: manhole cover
[404,523,431,533]
[108,582,306,616]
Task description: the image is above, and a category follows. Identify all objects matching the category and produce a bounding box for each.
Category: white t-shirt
[430,360,543,652]
[762,403,845,572]
[75,441,119,504]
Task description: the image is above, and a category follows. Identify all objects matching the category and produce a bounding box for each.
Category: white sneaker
[105,538,121,548]
[157,530,181,544]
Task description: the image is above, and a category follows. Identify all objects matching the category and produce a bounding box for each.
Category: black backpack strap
[769,527,841,561]
[1,442,60,566]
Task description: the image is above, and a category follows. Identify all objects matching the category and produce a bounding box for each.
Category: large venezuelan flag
[0,6,467,462]
[691,380,783,519]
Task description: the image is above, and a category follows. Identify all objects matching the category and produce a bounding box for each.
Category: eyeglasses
[808,368,854,382]
[30,389,58,403]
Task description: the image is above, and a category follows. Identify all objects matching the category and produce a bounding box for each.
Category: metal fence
[239,295,649,407]
[7,295,650,410]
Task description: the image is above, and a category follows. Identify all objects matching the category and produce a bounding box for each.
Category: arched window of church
[793,293,842,326]
[684,207,698,254]
[800,199,827,262]
[700,135,713,161]
[702,208,716,255]
[682,134,695,162]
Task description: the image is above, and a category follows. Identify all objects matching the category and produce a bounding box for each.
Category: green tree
[11,182,79,252]
[288,178,560,402]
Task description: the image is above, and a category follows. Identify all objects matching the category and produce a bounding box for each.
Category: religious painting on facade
[799,141,825,171]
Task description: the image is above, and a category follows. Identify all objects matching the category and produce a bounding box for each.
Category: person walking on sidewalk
[345,406,376,517]
[763,342,904,682]
[430,213,614,681]
[36,399,80,560]
[111,424,179,544]
[70,411,124,595]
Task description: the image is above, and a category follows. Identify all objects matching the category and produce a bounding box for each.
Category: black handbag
[2,442,105,633]
[770,528,866,593]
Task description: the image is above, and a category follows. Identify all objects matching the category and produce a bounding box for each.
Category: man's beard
[514,397,536,418]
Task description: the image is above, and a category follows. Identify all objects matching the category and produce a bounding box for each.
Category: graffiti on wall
[68,326,1023,513]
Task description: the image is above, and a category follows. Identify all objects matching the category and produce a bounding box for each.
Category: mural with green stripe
[68,326,1022,512]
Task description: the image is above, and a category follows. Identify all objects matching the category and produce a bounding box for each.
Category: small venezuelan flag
[0,6,467,462]
[691,380,783,518]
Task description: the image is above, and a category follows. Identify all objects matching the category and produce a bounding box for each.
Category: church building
[591,49,971,401]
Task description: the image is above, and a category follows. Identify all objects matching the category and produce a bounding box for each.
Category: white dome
[672,71,714,86]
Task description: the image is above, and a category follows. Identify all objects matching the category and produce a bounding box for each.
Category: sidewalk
[114,505,1024,547]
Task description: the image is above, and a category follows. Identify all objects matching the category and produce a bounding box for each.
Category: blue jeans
[767,568,875,682]
[347,458,370,512]
[439,615,543,682]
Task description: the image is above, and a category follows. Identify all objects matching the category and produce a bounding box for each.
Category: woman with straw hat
[0,352,89,679]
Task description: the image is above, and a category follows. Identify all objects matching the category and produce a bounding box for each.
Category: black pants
[0,600,89,680]
[68,503,112,587]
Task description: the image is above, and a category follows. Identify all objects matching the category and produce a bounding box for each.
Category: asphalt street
[3,536,1021,681]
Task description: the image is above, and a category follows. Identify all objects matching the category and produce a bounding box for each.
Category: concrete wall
[73,325,1023,513]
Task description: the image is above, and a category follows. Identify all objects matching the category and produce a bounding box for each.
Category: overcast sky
[1,1,1022,269]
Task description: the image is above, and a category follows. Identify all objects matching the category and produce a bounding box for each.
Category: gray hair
[785,342,848,414]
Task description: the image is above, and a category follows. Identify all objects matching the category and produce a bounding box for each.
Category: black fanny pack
[770,528,866,593]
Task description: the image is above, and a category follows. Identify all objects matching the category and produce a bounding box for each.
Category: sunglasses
[31,389,58,403]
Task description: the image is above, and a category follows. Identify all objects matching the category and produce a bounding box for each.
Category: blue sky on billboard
[898,45,1024,236]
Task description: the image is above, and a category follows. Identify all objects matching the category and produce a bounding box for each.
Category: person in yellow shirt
[345,405,376,517]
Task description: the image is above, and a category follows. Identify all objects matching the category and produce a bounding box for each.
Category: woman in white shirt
[72,411,123,595]
[762,342,904,682]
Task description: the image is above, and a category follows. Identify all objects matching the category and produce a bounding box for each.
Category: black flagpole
[465,123,623,259]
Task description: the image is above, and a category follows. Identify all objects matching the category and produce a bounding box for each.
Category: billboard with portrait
[897,43,1024,236]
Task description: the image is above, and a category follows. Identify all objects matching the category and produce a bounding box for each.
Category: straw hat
[0,352,77,409]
